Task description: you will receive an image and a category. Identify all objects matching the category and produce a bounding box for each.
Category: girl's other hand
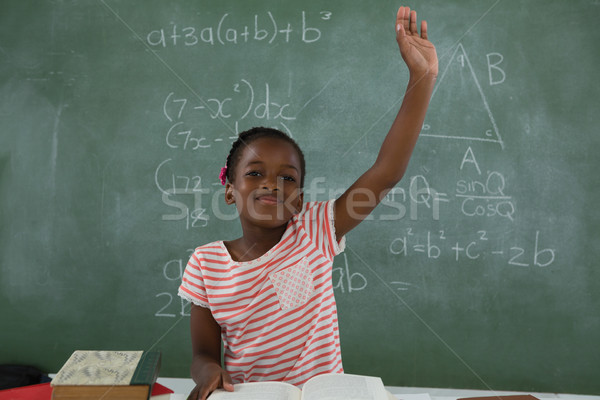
[187,364,234,400]
[396,6,438,78]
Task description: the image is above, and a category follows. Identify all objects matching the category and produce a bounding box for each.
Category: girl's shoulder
[297,199,334,214]
[293,199,336,222]
[194,240,223,249]
[191,240,227,257]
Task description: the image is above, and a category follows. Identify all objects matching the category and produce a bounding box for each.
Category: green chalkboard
[1,0,599,395]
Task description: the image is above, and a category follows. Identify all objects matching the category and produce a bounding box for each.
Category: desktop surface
[156,378,600,400]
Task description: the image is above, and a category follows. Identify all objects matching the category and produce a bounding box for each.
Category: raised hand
[396,6,438,78]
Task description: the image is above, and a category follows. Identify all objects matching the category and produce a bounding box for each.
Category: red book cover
[0,382,173,399]
[0,382,52,399]
[152,382,174,398]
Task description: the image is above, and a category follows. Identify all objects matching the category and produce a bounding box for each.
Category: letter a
[460,146,481,175]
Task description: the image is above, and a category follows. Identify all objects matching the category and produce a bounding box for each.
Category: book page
[301,374,388,400]
[209,382,301,400]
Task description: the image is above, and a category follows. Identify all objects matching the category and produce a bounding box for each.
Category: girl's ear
[225,182,235,205]
[294,190,304,213]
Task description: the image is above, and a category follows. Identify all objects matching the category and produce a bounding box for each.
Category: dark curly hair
[224,127,306,187]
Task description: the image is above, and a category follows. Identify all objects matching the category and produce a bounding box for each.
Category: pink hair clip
[219,166,228,185]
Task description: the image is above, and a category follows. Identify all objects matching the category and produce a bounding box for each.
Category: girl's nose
[262,174,280,191]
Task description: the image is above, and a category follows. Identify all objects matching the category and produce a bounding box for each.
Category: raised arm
[334,6,438,238]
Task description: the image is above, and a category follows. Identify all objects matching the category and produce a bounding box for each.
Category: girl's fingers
[221,371,234,392]
[397,6,431,40]
[421,20,428,40]
[397,22,405,38]
[398,6,409,33]
[199,386,211,400]
[396,6,403,32]
[404,7,411,32]
[409,10,418,34]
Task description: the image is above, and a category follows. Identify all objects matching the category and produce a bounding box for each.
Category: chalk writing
[165,122,211,151]
[391,281,419,291]
[161,191,210,229]
[332,253,367,293]
[163,258,185,281]
[147,11,332,47]
[456,171,515,221]
[154,159,208,195]
[163,81,296,124]
[422,43,504,148]
[154,292,190,318]
[154,160,211,229]
[389,229,556,268]
[455,147,515,221]
[460,196,515,221]
[487,52,506,86]
[161,80,297,151]
[155,253,195,318]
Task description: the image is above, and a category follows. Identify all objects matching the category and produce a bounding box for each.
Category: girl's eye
[246,171,261,177]
[280,175,296,182]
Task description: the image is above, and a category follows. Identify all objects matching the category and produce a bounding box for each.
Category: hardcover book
[0,382,172,400]
[51,350,161,400]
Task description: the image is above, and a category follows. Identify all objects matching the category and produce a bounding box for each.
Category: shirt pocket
[269,258,314,310]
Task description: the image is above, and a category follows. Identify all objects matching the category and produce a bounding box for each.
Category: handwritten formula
[147,11,333,47]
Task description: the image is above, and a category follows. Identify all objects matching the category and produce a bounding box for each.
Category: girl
[178,6,438,400]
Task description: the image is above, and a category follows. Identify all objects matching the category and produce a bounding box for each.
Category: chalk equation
[390,229,555,267]
[147,10,333,47]
[163,81,296,123]
[455,146,515,220]
[456,170,515,221]
[161,78,301,153]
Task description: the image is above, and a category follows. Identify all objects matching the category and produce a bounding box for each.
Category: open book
[209,373,395,400]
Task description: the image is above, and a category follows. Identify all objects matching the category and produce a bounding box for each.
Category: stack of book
[0,350,172,400]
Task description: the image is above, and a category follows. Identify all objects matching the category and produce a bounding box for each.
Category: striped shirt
[178,200,346,386]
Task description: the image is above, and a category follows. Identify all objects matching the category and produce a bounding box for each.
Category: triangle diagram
[421,43,504,149]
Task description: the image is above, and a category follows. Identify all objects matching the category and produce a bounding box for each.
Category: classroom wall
[1,0,599,395]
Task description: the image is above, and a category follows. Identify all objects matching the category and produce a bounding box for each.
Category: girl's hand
[187,363,234,400]
[396,6,438,78]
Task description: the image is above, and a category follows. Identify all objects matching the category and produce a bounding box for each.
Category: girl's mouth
[256,194,281,205]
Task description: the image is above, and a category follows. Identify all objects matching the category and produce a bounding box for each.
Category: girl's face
[225,137,304,229]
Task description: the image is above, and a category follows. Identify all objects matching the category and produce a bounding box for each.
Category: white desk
[157,378,600,400]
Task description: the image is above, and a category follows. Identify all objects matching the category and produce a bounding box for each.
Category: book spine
[130,351,161,386]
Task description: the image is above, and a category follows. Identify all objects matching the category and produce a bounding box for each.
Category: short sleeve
[178,249,210,308]
[297,200,346,260]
